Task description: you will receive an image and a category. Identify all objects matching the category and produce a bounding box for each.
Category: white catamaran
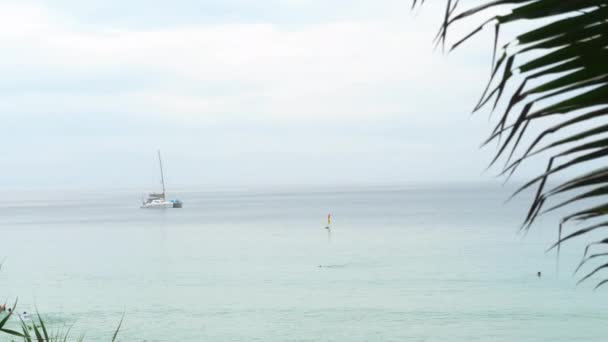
[141,151,183,209]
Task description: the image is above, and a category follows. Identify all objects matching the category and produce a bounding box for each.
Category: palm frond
[415,0,608,287]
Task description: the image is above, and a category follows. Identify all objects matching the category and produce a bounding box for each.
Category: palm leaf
[414,0,608,287]
[111,313,125,342]
[35,310,49,342]
[0,300,25,339]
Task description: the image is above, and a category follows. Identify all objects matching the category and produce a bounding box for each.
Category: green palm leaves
[417,0,608,287]
[0,304,123,341]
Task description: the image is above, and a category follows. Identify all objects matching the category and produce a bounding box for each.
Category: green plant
[414,0,608,287]
[0,299,123,342]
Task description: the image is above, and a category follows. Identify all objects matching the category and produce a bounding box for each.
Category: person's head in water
[537,271,541,278]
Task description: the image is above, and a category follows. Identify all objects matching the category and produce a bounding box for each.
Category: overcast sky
[0,0,517,190]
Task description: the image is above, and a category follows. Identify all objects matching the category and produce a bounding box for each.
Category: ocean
[0,184,606,341]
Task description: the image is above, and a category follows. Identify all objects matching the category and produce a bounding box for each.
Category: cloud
[0,1,503,188]
[0,1,489,128]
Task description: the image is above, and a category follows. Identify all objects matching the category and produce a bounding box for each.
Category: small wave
[317,263,350,268]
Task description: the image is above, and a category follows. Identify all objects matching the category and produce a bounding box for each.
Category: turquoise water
[0,185,607,341]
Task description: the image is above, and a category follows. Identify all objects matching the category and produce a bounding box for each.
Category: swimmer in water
[537,271,541,278]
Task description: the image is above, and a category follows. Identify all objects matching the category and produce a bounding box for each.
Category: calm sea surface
[0,184,607,341]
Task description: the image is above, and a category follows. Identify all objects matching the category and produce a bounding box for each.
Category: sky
[0,0,517,190]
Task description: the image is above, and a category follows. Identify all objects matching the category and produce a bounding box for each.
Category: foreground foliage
[0,299,123,342]
[415,0,608,287]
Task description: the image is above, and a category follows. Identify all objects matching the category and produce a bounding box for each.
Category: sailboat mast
[158,150,166,197]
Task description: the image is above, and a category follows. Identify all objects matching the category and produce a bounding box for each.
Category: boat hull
[140,201,173,209]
